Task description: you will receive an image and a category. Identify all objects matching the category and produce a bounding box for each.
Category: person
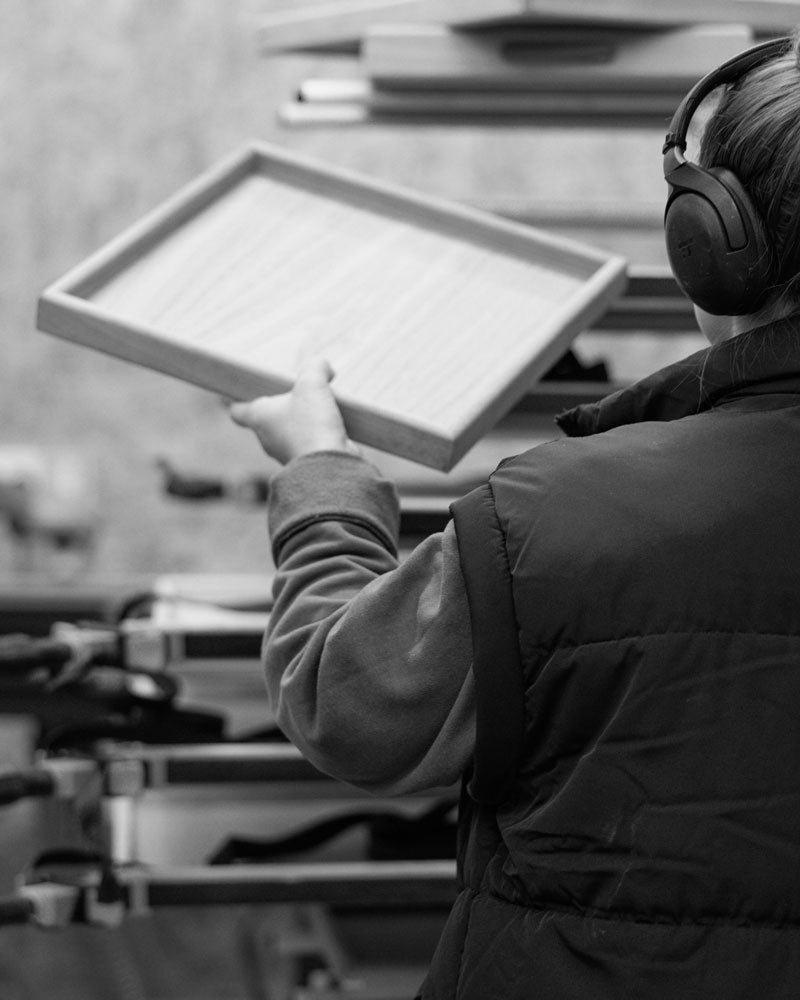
[229,32,800,999]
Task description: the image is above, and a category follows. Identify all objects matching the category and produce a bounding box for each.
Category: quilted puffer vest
[421,318,800,999]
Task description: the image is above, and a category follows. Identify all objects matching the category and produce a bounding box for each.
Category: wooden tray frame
[37,142,627,471]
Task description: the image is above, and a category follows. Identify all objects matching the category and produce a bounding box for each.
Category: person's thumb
[229,398,271,428]
[295,356,335,389]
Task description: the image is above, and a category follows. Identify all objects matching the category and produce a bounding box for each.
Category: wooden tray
[37,142,626,471]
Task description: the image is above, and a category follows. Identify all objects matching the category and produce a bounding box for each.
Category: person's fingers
[227,357,352,463]
[230,358,334,425]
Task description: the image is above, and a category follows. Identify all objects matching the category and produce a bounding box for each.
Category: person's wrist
[288,436,360,461]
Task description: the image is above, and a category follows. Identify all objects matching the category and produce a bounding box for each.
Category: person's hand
[229,357,359,465]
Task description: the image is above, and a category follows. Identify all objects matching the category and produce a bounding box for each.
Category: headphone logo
[677,237,694,258]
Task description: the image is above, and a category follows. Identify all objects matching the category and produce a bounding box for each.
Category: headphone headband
[663,36,792,157]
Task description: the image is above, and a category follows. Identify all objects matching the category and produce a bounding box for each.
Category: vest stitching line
[706,397,800,415]
[530,628,800,655]
[479,889,800,931]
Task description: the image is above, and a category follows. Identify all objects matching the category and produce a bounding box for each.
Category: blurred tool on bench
[0,446,98,576]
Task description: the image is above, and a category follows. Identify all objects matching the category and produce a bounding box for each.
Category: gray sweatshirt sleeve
[264,450,475,796]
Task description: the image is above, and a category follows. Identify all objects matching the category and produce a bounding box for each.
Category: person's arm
[230,360,475,795]
[265,452,474,794]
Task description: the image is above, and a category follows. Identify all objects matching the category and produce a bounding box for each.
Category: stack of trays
[257,0,800,126]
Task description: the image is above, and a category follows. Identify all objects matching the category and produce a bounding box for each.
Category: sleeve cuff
[268,451,401,563]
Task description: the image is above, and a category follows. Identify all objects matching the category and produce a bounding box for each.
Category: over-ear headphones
[663,37,791,316]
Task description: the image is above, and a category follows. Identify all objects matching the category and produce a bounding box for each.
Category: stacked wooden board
[258,0,800,126]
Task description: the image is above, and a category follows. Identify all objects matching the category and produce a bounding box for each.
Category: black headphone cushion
[665,167,773,316]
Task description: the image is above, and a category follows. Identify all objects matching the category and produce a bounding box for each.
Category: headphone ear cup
[664,166,773,316]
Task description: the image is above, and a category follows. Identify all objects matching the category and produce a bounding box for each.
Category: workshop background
[0,0,672,588]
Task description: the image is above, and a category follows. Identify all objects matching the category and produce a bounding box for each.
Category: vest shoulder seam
[478,889,800,931]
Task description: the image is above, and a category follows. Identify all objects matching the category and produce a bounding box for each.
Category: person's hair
[699,31,800,309]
